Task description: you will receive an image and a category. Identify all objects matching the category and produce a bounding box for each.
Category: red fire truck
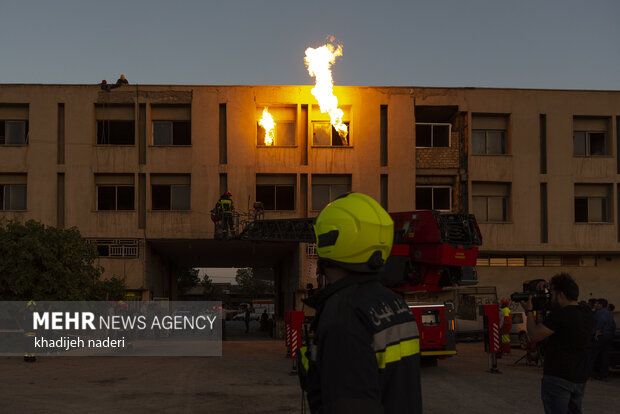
[382,211,482,362]
[240,208,482,363]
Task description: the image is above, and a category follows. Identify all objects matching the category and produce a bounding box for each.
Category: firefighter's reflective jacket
[300,273,422,414]
[216,197,234,215]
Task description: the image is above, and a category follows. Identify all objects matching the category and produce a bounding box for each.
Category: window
[415,186,451,211]
[0,184,27,210]
[574,184,611,222]
[95,174,134,211]
[415,123,450,147]
[471,114,509,155]
[573,117,609,156]
[472,182,510,222]
[256,174,295,210]
[256,106,296,146]
[153,121,191,145]
[95,104,135,145]
[0,120,29,145]
[472,130,506,154]
[312,175,351,210]
[312,122,350,146]
[151,174,191,210]
[152,104,191,145]
[257,122,295,146]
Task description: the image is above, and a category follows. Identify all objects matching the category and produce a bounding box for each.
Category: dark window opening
[575,197,608,222]
[573,131,608,156]
[416,123,450,147]
[311,183,351,210]
[0,184,27,210]
[97,120,135,145]
[97,186,135,211]
[416,187,451,211]
[151,184,190,211]
[0,120,29,145]
[153,121,191,145]
[256,185,295,210]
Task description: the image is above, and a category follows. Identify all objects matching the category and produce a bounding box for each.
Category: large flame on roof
[259,107,276,146]
[304,42,348,143]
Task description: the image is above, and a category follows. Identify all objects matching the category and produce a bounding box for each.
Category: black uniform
[301,274,422,414]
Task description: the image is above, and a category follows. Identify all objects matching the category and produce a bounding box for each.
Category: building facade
[1,84,619,309]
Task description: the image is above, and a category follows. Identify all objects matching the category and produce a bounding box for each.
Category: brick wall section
[415,140,460,168]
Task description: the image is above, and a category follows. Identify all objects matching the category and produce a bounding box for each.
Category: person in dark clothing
[244,307,251,333]
[590,298,614,380]
[299,192,422,414]
[520,273,592,414]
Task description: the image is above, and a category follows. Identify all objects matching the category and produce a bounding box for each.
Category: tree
[233,268,274,299]
[176,267,200,295]
[201,273,228,303]
[0,219,126,300]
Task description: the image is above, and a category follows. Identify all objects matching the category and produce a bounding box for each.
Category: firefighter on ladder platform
[298,192,422,413]
[501,300,512,354]
[213,191,235,239]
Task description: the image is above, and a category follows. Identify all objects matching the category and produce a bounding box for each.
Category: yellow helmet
[26,300,36,307]
[314,192,394,272]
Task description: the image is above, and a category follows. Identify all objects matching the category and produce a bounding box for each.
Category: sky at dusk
[1,0,619,89]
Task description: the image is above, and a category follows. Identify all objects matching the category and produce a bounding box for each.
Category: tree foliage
[201,273,228,303]
[0,220,126,300]
[176,267,200,295]
[233,268,273,299]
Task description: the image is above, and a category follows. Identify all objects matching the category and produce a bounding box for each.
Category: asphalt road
[0,324,617,413]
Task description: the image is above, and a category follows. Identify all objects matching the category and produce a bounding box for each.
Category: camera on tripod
[510,279,550,311]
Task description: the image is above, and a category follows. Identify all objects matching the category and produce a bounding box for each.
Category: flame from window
[259,107,276,146]
[304,41,348,144]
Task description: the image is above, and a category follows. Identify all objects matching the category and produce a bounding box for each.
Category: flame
[304,42,348,144]
[258,107,276,146]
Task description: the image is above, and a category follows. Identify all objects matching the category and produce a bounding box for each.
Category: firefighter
[215,191,235,238]
[24,300,37,362]
[299,192,422,413]
[501,299,512,354]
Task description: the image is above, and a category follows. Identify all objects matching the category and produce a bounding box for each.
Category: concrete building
[1,84,619,311]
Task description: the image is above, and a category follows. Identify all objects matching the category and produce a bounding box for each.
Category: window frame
[311,121,351,147]
[415,185,452,212]
[96,184,135,211]
[472,129,507,155]
[574,196,610,223]
[257,121,296,147]
[0,183,27,211]
[311,181,352,211]
[152,120,192,146]
[415,122,452,148]
[151,183,191,211]
[0,120,29,146]
[255,183,296,210]
[573,130,608,157]
[472,195,509,223]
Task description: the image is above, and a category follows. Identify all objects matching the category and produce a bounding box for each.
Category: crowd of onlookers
[584,297,616,381]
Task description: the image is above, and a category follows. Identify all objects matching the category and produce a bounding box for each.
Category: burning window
[312,122,350,146]
[472,182,510,222]
[255,174,295,210]
[256,106,296,146]
[151,174,191,211]
[152,105,191,145]
[471,114,509,155]
[574,184,610,222]
[415,123,450,147]
[0,120,29,145]
[311,175,351,210]
[415,186,451,211]
[95,104,135,145]
[95,174,134,211]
